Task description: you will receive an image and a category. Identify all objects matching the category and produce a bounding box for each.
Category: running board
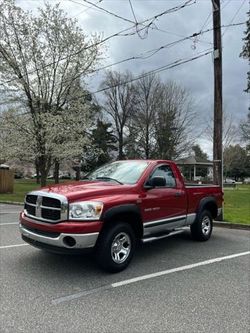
[142,229,184,243]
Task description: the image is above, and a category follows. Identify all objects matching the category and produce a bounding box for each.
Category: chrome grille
[24,191,68,223]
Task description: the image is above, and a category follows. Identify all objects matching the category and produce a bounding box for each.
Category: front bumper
[19,223,99,250]
[19,211,102,250]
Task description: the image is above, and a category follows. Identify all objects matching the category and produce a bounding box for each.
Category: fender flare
[196,196,218,218]
[101,204,142,222]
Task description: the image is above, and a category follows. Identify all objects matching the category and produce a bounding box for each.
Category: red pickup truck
[20,160,223,272]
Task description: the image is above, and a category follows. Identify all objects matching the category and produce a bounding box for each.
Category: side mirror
[147,176,166,188]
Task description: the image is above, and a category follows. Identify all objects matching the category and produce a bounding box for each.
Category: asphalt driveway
[0,204,249,333]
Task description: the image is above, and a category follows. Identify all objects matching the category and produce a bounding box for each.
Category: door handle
[175,192,182,197]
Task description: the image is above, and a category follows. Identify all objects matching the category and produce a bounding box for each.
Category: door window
[149,165,176,188]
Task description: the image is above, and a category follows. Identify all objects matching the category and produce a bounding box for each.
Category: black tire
[95,222,136,273]
[190,210,213,241]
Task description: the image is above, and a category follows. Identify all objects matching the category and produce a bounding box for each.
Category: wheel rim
[111,232,131,264]
[202,216,211,235]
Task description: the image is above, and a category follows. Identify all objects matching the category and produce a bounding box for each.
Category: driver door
[141,164,187,235]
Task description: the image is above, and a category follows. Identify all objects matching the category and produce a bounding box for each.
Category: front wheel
[95,222,136,273]
[190,210,213,241]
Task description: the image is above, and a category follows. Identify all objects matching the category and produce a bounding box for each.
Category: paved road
[0,204,249,333]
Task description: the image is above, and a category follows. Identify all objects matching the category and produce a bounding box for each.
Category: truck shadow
[15,229,222,284]
[18,231,182,268]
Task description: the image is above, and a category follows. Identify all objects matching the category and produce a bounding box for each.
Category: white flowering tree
[0,98,96,182]
[0,0,102,185]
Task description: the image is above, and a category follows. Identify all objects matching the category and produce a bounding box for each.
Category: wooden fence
[0,169,14,193]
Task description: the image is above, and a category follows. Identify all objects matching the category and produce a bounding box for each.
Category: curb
[0,201,23,206]
[214,221,250,230]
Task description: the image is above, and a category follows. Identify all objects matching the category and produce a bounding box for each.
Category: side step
[142,229,184,243]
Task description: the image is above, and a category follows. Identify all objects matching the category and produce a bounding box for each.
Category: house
[175,156,213,182]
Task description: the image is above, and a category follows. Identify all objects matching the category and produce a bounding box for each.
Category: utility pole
[212,0,223,220]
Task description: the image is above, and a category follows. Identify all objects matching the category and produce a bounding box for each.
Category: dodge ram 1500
[20,160,223,272]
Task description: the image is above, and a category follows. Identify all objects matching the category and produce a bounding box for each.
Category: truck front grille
[24,192,68,223]
[41,207,61,221]
[25,203,36,216]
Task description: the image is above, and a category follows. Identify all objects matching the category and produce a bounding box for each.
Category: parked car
[224,178,235,184]
[14,171,23,179]
[244,178,250,184]
[20,160,223,272]
[0,164,9,169]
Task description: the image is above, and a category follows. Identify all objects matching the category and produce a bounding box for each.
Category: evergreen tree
[192,144,209,178]
[224,145,250,180]
[92,119,117,167]
[192,144,209,161]
[240,11,250,93]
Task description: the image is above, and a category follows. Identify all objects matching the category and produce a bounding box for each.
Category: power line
[71,0,103,18]
[60,48,214,104]
[155,0,231,47]
[2,49,213,110]
[128,0,138,23]
[64,22,245,80]
[0,29,195,87]
[222,0,247,37]
[0,21,245,87]
[90,49,214,95]
[195,0,232,48]
[0,0,198,87]
[128,0,148,40]
[71,0,135,25]
[80,0,195,26]
[148,25,213,46]
[200,0,231,32]
[79,0,196,39]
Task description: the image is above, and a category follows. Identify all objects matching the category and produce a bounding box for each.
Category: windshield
[86,161,149,185]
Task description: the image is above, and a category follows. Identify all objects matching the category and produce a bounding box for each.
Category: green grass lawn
[0,179,69,203]
[0,180,249,224]
[223,185,250,225]
[0,179,40,203]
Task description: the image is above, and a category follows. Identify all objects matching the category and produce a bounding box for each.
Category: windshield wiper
[96,176,123,185]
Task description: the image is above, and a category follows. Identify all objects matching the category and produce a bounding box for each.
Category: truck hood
[40,181,133,202]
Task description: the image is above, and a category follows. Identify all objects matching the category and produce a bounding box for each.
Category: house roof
[175,156,213,166]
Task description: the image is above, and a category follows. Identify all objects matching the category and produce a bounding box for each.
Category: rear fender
[196,197,218,219]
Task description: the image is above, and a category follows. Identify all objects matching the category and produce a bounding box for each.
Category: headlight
[69,201,103,220]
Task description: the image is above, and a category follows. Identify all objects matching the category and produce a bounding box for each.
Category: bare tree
[240,112,250,144]
[203,111,238,150]
[129,74,161,158]
[101,70,137,159]
[153,81,196,159]
[0,0,102,185]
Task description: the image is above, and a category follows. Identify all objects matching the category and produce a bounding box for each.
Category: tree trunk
[75,166,81,181]
[40,171,47,187]
[118,133,124,160]
[54,160,60,184]
[145,124,149,159]
[35,159,40,184]
[39,155,50,187]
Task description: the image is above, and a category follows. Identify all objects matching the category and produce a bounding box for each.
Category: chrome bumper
[19,224,99,249]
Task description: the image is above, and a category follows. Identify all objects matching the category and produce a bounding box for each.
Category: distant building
[175,156,213,182]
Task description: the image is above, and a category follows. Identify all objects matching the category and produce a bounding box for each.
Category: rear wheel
[95,222,136,273]
[190,210,213,241]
